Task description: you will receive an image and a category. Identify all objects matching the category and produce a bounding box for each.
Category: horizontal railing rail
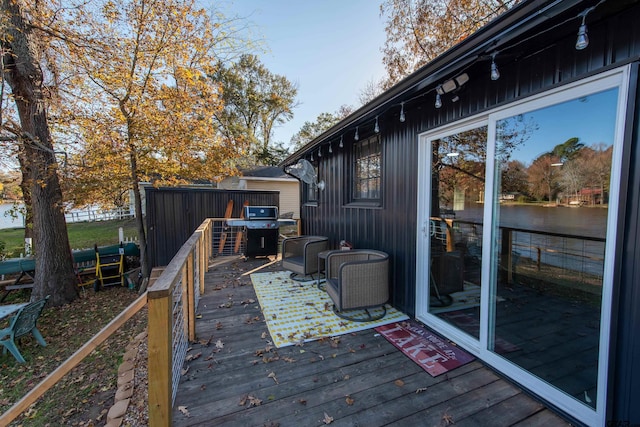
[447,219,606,286]
[0,293,148,425]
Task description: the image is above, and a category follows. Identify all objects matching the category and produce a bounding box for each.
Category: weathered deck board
[173,257,573,426]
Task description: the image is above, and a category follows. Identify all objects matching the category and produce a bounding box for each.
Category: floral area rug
[251,271,409,348]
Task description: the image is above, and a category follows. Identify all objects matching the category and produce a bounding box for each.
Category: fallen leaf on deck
[215,339,224,349]
[247,395,262,407]
[268,371,279,384]
[442,412,454,425]
[394,379,405,387]
[416,387,427,393]
[345,395,355,406]
[199,336,213,346]
[185,352,201,361]
[323,412,334,424]
[178,406,191,417]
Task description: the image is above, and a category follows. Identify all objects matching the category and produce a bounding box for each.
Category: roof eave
[281,0,586,166]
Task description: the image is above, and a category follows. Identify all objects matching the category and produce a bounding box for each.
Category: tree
[579,143,612,205]
[380,0,520,86]
[358,77,386,106]
[0,0,78,305]
[211,54,298,166]
[53,0,246,277]
[501,160,529,196]
[527,154,563,202]
[552,137,584,162]
[290,106,354,150]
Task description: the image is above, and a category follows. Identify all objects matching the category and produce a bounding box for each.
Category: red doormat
[375,320,475,377]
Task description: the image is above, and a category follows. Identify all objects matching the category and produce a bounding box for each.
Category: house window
[352,135,381,202]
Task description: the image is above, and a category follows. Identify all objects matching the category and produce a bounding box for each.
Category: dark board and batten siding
[303,1,640,318]
[145,187,279,268]
[299,3,640,423]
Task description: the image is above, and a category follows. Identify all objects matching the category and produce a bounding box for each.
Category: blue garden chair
[0,296,49,363]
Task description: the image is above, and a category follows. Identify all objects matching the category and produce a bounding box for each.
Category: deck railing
[146,217,298,424]
[147,218,211,425]
[450,219,605,289]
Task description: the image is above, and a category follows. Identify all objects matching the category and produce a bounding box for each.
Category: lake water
[455,204,608,238]
[0,203,132,230]
[0,203,24,229]
[454,204,609,276]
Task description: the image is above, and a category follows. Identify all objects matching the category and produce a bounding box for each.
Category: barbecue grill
[226,206,293,257]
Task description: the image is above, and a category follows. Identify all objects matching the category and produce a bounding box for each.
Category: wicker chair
[325,250,389,321]
[281,235,329,281]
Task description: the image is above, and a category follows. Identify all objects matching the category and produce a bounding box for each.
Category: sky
[509,88,618,164]
[219,0,389,147]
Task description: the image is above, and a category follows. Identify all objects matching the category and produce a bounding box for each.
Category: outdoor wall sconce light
[435,93,442,109]
[318,147,322,157]
[374,116,380,133]
[328,143,333,154]
[354,126,359,141]
[339,135,344,148]
[399,102,406,122]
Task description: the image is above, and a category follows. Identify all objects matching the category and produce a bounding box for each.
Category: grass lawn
[0,219,139,258]
[0,287,146,426]
[0,218,144,425]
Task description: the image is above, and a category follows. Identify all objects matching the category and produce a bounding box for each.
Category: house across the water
[282,1,640,425]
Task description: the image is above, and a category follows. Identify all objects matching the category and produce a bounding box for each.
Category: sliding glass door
[428,123,487,339]
[416,67,629,426]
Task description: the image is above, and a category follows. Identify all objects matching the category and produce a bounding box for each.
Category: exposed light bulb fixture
[576,7,595,50]
[310,152,314,161]
[329,143,333,154]
[435,93,442,109]
[354,126,359,141]
[490,52,500,80]
[318,147,322,157]
[399,102,406,122]
[374,116,380,133]
[576,20,589,50]
[339,135,344,148]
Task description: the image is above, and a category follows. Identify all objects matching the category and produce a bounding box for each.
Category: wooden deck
[172,256,573,427]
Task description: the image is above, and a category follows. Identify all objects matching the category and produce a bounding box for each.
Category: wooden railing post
[148,288,172,426]
[501,228,514,284]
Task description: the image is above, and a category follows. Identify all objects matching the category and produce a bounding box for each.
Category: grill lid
[244,206,278,220]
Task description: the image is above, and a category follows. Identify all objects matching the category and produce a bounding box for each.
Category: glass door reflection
[491,88,618,408]
[429,125,487,339]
